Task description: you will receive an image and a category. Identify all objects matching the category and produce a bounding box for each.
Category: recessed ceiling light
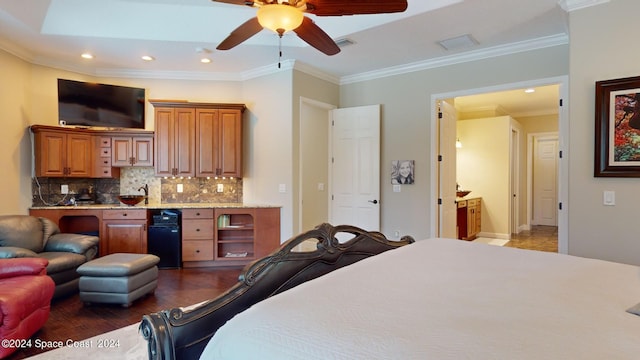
[524,88,536,93]
[200,58,211,64]
[141,55,155,61]
[81,53,94,59]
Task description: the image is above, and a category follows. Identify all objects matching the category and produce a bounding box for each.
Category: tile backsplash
[32,167,243,206]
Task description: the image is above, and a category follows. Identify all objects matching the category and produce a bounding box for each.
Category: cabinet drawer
[468,199,479,207]
[457,200,467,208]
[182,240,214,261]
[98,147,112,158]
[96,167,113,177]
[98,136,111,147]
[183,219,214,239]
[103,209,147,220]
[182,208,214,219]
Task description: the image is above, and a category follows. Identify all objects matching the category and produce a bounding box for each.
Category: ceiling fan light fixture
[257,4,304,34]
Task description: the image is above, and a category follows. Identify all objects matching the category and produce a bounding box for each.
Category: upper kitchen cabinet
[112,135,154,167]
[33,127,92,177]
[196,107,243,178]
[151,101,245,178]
[152,104,196,177]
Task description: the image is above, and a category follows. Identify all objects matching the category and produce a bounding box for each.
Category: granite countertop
[30,203,281,210]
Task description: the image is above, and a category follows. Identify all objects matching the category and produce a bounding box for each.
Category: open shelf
[215,210,255,261]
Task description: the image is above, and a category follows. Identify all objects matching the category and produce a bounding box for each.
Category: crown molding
[2,32,567,86]
[558,0,610,12]
[339,33,568,85]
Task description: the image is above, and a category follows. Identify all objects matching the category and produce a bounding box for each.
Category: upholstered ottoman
[77,253,159,307]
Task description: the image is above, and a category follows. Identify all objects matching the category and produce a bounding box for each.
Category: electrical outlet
[177,184,183,193]
[217,184,224,193]
[61,184,69,194]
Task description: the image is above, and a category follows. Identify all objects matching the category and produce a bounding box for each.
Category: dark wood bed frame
[139,223,415,360]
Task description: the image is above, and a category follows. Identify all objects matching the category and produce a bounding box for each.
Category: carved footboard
[140,223,415,360]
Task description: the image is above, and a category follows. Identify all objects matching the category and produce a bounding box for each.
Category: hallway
[505,225,558,252]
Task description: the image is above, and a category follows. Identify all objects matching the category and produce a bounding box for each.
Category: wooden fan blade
[294,17,340,55]
[211,0,254,6]
[305,0,408,16]
[217,17,263,50]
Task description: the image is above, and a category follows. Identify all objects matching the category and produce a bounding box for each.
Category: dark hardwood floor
[8,267,242,360]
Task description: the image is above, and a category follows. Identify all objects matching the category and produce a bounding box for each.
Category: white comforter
[202,238,640,359]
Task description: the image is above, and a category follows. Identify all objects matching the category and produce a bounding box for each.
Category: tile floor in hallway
[505,225,558,252]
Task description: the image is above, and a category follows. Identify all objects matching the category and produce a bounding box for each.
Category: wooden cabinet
[181,208,215,262]
[196,108,243,178]
[151,100,245,178]
[457,198,481,240]
[102,209,148,255]
[30,205,279,267]
[34,129,92,177]
[31,125,154,178]
[153,106,196,177]
[181,207,280,268]
[112,135,154,167]
[93,136,120,178]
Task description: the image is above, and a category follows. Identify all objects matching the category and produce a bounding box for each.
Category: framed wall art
[391,160,414,184]
[595,75,640,177]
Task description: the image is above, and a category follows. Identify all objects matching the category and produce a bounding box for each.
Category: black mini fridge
[148,210,182,269]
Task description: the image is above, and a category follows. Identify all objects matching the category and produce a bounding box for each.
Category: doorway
[299,100,381,236]
[430,76,568,253]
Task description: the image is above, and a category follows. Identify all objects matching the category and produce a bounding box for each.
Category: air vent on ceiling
[438,34,478,51]
[335,38,356,48]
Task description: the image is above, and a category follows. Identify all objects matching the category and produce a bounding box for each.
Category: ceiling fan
[212,0,408,56]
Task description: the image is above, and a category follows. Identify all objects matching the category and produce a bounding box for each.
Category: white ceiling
[0,0,576,116]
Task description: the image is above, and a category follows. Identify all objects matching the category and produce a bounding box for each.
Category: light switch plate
[177,184,183,193]
[217,184,224,193]
[603,190,615,206]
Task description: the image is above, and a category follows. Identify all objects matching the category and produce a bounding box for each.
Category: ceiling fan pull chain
[278,31,283,69]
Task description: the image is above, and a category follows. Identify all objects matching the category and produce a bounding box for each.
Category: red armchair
[0,258,55,359]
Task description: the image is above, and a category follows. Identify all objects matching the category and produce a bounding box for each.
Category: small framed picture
[391,160,414,184]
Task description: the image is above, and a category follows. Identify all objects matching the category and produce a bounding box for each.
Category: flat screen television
[57,79,146,129]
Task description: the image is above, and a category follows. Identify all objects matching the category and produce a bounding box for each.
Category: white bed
[202,237,640,359]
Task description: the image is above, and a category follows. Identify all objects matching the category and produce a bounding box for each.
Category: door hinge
[332,120,334,126]
[331,195,334,200]
[559,150,563,159]
[438,155,442,162]
[438,112,443,119]
[438,198,442,205]
[559,98,563,107]
[559,202,563,210]
[332,157,334,164]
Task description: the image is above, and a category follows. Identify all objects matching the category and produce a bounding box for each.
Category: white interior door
[533,135,558,226]
[439,100,457,238]
[330,105,380,233]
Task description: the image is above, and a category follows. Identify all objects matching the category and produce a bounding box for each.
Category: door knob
[368,200,378,204]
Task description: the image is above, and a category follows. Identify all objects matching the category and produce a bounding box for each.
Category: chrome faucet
[138,184,149,204]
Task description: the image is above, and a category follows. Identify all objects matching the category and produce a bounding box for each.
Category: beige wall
[0,49,32,214]
[340,45,568,241]
[457,116,512,237]
[568,0,640,265]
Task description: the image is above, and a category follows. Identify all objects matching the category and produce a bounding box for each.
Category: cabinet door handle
[123,213,128,217]
[196,228,200,232]
[196,250,200,253]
